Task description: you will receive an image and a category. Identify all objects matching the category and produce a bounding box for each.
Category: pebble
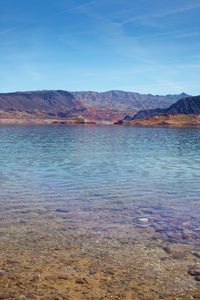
[57,275,69,280]
[56,208,70,213]
[194,276,200,282]
[138,218,149,222]
[0,270,5,278]
[188,267,200,277]
[30,275,40,282]
[163,246,171,254]
[18,296,26,300]
[193,252,200,259]
[75,278,88,284]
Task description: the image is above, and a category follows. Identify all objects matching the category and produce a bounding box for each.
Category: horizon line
[0,89,193,97]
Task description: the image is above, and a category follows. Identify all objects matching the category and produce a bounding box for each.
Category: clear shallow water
[0,125,200,234]
[1,125,200,299]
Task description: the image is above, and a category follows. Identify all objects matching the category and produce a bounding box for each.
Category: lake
[0,125,200,299]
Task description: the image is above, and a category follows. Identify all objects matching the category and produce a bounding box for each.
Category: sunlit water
[0,125,200,242]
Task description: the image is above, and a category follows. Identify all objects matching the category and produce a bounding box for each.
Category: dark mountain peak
[179,92,189,97]
[166,95,200,115]
[130,95,200,121]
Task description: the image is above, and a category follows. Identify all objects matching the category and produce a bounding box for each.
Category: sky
[0,0,200,95]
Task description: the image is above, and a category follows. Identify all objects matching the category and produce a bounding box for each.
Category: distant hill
[131,108,166,120]
[0,89,189,123]
[126,95,200,127]
[0,90,84,117]
[127,114,200,127]
[131,95,200,121]
[165,95,200,115]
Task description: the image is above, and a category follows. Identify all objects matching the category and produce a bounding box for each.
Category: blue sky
[0,0,200,95]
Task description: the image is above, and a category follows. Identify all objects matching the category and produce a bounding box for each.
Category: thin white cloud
[121,2,200,25]
[131,30,200,41]
[72,7,149,62]
[61,1,96,13]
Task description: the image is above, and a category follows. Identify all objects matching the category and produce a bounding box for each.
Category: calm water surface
[0,125,200,233]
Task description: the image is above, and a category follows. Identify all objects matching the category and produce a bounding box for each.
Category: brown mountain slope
[72,90,188,112]
[0,90,84,116]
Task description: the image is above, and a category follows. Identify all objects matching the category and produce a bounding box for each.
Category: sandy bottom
[0,200,200,300]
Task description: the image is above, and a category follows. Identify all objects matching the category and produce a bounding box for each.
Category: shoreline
[2,113,200,127]
[0,200,200,299]
[1,118,200,128]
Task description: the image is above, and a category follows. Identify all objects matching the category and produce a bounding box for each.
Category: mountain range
[0,90,189,123]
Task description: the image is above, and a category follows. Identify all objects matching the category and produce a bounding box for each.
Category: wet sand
[0,199,200,300]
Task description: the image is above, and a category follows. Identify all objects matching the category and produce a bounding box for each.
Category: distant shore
[2,114,200,127]
[122,114,200,128]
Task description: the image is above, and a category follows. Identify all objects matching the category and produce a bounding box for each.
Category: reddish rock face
[0,90,128,122]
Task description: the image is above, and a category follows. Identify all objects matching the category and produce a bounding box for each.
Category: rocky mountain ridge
[131,95,200,121]
[124,95,200,127]
[0,90,189,123]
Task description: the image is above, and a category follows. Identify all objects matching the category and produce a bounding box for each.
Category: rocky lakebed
[0,199,200,300]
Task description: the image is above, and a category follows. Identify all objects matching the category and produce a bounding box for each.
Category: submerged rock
[56,208,70,213]
[75,278,88,284]
[0,270,5,278]
[162,244,192,259]
[138,218,149,222]
[188,266,200,282]
[193,252,200,259]
[188,267,200,277]
[194,276,200,281]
